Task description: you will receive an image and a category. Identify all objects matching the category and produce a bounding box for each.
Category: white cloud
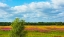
[12,2,50,19]
[57,12,64,17]
[0,9,13,19]
[0,2,8,7]
[52,0,64,9]
[0,2,13,19]
[0,0,64,22]
[11,5,28,14]
[52,0,64,5]
[12,2,51,13]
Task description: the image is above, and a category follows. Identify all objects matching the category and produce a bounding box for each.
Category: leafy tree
[10,18,26,37]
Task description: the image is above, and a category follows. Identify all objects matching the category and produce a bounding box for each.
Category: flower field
[0,26,11,31]
[0,26,64,31]
[0,25,64,37]
[25,26,64,32]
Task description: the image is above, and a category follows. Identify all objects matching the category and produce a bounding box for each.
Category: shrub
[10,18,26,37]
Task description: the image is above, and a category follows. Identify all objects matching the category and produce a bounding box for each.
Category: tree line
[0,22,64,26]
[0,22,11,26]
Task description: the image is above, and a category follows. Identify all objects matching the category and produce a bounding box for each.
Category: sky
[0,0,64,22]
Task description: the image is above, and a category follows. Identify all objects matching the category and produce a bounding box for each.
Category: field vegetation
[0,25,64,37]
[0,18,64,37]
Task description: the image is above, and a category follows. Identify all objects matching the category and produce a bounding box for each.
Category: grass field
[0,26,64,37]
[0,30,9,37]
[0,30,64,37]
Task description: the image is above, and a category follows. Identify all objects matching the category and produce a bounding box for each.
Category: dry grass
[0,25,64,31]
[0,25,64,37]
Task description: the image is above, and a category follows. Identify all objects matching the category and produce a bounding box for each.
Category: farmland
[0,25,64,37]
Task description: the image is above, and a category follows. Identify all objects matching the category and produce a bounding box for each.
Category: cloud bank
[0,0,64,22]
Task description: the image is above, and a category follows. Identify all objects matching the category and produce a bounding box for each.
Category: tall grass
[0,25,64,37]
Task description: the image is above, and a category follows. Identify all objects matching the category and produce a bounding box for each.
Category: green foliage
[25,22,64,25]
[10,18,26,37]
[0,22,11,26]
[0,22,64,26]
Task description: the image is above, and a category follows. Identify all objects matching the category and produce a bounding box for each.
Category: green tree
[10,18,26,37]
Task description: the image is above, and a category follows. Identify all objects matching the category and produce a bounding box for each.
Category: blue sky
[0,0,50,6]
[0,0,64,22]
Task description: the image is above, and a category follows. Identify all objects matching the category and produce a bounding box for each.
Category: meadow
[0,25,64,37]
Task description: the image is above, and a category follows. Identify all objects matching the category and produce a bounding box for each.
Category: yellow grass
[25,25,64,29]
[0,25,64,30]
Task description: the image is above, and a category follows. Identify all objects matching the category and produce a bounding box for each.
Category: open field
[0,25,64,37]
[0,25,64,31]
